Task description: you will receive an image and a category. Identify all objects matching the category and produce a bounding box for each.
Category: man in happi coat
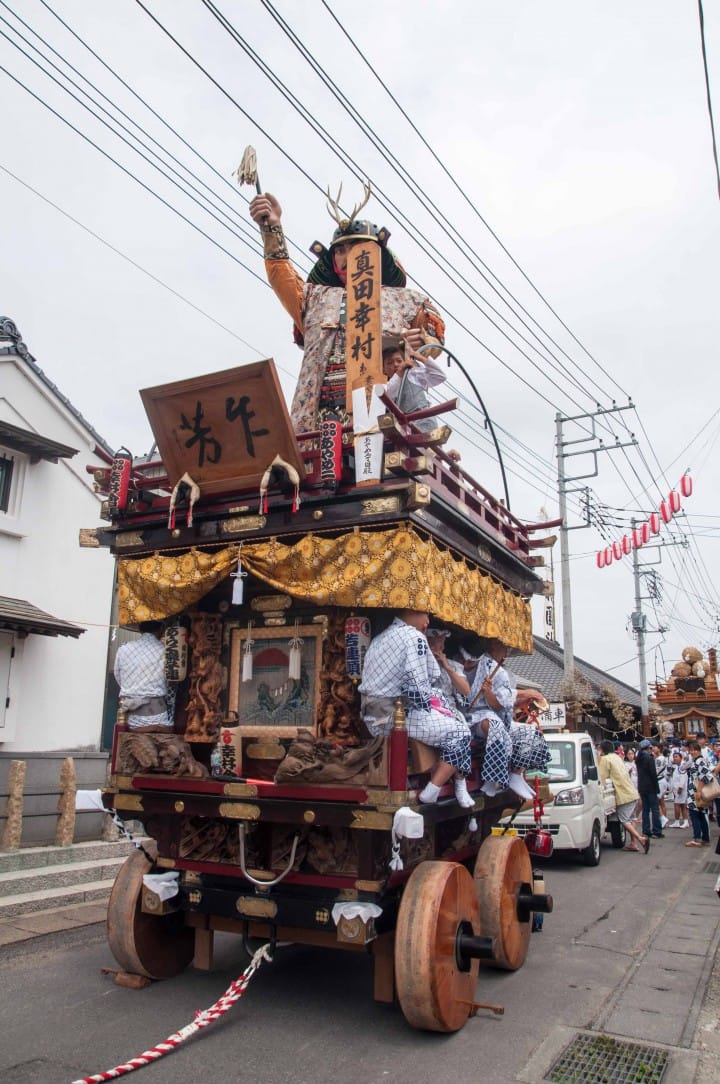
[466,638,535,800]
[359,610,474,807]
[114,621,173,731]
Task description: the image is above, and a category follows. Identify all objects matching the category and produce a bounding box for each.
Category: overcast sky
[2,0,719,693]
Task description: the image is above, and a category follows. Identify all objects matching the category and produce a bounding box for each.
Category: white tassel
[231,545,246,605]
[242,624,254,683]
[288,620,303,681]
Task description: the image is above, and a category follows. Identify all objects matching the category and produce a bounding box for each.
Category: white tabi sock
[454,778,475,808]
[418,781,441,804]
[508,772,535,800]
[481,780,499,797]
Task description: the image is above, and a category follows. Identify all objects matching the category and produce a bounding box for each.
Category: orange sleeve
[266,259,305,331]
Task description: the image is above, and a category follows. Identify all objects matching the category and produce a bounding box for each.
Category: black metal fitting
[455,920,496,971]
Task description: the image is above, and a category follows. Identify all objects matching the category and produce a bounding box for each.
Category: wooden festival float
[87,244,558,1032]
[651,647,720,742]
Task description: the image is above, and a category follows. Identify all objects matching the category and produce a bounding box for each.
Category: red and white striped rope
[69,943,273,1083]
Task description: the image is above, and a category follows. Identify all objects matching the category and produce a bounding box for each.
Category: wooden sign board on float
[140,360,304,496]
[344,239,385,486]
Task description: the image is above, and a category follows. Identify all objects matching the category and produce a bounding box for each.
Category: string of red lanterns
[595,472,693,569]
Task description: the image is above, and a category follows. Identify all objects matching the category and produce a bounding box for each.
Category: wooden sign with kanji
[140,360,304,496]
[344,239,384,415]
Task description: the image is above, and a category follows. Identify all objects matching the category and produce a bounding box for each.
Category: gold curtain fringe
[116,526,532,651]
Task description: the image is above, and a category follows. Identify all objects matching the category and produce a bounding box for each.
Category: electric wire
[697,0,720,200]
[32,0,312,269]
[318,0,632,401]
[134,0,607,417]
[249,0,616,406]
[0,16,271,263]
[0,61,267,285]
[7,2,720,650]
[249,0,629,412]
[0,160,277,365]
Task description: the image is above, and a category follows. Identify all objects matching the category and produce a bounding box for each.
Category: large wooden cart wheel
[473,833,532,971]
[107,842,194,980]
[394,861,481,1032]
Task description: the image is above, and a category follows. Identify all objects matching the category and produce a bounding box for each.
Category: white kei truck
[502,732,625,864]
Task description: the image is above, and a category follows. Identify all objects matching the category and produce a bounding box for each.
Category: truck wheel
[608,821,626,849]
[107,843,194,980]
[581,821,602,866]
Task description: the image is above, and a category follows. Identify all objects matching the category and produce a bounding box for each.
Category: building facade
[1,317,115,840]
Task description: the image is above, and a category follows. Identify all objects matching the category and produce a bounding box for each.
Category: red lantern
[641,522,650,544]
[668,490,681,513]
[612,540,623,561]
[660,499,672,524]
[596,551,606,569]
[622,535,632,555]
[680,473,693,498]
[632,527,643,548]
[649,513,660,534]
[605,546,613,565]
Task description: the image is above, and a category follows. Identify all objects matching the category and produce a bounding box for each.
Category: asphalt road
[2,828,719,1084]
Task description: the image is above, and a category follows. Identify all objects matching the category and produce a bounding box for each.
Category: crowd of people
[598,735,720,855]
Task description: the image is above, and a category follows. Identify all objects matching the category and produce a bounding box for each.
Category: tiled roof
[0,419,78,462]
[507,636,642,708]
[0,316,113,457]
[0,596,85,639]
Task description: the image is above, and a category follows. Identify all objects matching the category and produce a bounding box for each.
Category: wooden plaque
[140,360,304,496]
[345,240,384,416]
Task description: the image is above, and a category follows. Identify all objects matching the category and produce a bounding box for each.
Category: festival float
[85,175,558,1033]
[651,647,720,742]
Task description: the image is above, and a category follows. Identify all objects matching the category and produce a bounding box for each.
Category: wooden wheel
[473,833,532,971]
[107,843,194,980]
[394,861,480,1032]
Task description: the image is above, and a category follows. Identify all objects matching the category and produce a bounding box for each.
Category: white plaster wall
[0,355,114,752]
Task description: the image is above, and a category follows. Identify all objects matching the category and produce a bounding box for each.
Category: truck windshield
[545,741,576,783]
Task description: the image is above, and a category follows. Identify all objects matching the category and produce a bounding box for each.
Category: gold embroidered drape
[117,548,239,626]
[116,526,532,651]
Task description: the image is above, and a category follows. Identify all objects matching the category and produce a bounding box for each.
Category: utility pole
[630,521,687,735]
[631,525,649,733]
[555,406,636,718]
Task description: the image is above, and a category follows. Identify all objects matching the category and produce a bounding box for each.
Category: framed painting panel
[229,624,322,738]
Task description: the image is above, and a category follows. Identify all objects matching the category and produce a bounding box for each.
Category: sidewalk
[0,898,108,948]
[519,826,720,1083]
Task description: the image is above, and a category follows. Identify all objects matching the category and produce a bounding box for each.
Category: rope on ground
[69,943,273,1083]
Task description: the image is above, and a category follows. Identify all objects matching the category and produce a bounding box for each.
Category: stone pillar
[55,756,76,847]
[1,760,26,850]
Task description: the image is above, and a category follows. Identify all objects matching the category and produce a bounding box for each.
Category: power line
[697,0,720,200]
[31,0,313,270]
[0,62,268,285]
[318,0,632,402]
[0,160,273,362]
[133,0,612,417]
